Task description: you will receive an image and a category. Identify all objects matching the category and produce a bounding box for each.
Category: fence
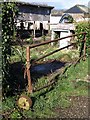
[25,32,87,93]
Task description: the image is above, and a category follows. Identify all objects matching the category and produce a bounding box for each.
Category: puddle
[9,60,66,92]
[31,60,66,78]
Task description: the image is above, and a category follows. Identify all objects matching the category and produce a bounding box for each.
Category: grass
[2,44,89,118]
[10,44,79,63]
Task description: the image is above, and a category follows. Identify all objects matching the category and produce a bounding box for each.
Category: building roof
[64,4,89,13]
[51,9,65,16]
[16,2,54,9]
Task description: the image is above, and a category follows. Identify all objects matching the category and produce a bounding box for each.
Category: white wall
[50,16,61,24]
[50,16,62,30]
[59,30,71,49]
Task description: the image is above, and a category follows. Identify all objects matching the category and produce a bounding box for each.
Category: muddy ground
[54,96,89,119]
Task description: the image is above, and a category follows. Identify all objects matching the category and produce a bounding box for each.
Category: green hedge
[75,21,90,49]
[2,2,18,96]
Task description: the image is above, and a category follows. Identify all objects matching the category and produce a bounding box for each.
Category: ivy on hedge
[75,21,90,50]
[2,2,18,96]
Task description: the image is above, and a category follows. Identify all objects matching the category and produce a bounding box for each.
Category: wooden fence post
[26,46,33,93]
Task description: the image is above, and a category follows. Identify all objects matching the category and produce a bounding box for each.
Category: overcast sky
[20,0,90,9]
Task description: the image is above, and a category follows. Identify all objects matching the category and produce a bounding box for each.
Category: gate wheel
[17,95,32,110]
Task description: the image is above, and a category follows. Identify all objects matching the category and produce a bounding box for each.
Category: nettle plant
[2,2,18,96]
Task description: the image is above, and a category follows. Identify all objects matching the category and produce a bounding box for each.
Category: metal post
[26,46,33,93]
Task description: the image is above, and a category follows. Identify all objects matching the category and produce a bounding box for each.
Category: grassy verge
[2,45,88,118]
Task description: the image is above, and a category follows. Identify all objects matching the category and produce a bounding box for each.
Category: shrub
[2,2,18,96]
[75,21,90,52]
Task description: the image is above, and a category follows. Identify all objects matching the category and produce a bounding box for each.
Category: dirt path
[54,96,89,119]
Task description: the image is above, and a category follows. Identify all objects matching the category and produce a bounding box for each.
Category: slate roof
[51,9,65,16]
[16,2,54,9]
[64,4,89,13]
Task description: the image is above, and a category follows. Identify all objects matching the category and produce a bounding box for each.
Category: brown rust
[32,42,77,64]
[25,32,87,93]
[26,46,33,93]
[32,39,86,64]
[30,32,87,49]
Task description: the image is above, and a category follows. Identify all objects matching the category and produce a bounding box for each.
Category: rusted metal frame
[33,80,55,92]
[25,33,86,93]
[74,54,86,67]
[32,40,86,64]
[79,33,87,58]
[26,46,33,93]
[32,42,76,64]
[30,32,87,49]
[33,63,73,92]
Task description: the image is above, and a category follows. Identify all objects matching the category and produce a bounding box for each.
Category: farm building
[50,4,89,49]
[64,4,89,22]
[50,9,64,24]
[50,12,75,49]
[16,2,54,37]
